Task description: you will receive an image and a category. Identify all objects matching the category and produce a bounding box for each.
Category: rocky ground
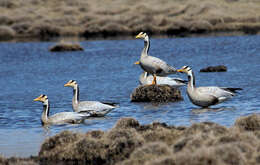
[0,0,260,40]
[0,113,259,165]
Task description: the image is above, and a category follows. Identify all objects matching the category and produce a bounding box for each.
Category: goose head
[177,66,193,75]
[34,94,48,105]
[135,32,149,41]
[64,80,78,89]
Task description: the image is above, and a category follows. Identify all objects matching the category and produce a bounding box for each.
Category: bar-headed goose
[135,32,177,85]
[177,66,242,107]
[64,80,118,116]
[34,94,89,125]
[135,61,187,87]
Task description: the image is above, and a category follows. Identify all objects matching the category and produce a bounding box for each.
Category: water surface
[0,35,259,157]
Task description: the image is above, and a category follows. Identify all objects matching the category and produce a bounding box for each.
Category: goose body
[34,95,88,125]
[177,66,242,107]
[135,32,177,84]
[64,80,118,116]
[139,71,187,87]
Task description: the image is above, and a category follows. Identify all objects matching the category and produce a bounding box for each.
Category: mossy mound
[49,42,84,52]
[200,65,227,72]
[234,113,260,131]
[130,85,183,102]
[2,114,260,165]
[0,25,15,40]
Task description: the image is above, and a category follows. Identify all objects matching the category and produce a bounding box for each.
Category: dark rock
[49,42,84,52]
[200,65,227,72]
[130,85,183,102]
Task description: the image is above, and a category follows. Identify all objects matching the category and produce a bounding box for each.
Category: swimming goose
[34,94,89,125]
[177,66,242,107]
[64,80,118,116]
[135,61,187,87]
[135,32,177,85]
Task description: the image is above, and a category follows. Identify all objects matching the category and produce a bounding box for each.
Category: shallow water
[0,35,259,157]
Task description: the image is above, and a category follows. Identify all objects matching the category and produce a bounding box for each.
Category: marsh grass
[1,114,260,164]
[49,41,84,52]
[0,0,260,39]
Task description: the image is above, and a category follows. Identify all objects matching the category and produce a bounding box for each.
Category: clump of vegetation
[200,65,227,72]
[1,114,260,165]
[234,114,260,131]
[130,85,183,102]
[49,41,84,52]
[0,25,15,40]
[0,0,260,40]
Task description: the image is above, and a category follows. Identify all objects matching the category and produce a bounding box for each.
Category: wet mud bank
[1,114,259,165]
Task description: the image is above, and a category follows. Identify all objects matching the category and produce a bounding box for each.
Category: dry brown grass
[0,25,15,40]
[1,114,260,164]
[0,0,260,40]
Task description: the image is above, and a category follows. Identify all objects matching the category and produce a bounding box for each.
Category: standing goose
[135,32,177,85]
[64,80,118,116]
[135,61,187,87]
[34,94,89,125]
[177,66,242,107]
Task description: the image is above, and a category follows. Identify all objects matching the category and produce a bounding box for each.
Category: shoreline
[0,30,258,43]
[0,113,259,164]
[1,0,260,42]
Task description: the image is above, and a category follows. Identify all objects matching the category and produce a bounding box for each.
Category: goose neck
[41,101,50,124]
[187,71,196,90]
[141,37,150,58]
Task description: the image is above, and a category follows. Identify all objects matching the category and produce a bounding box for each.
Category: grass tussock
[1,0,260,40]
[200,65,227,72]
[131,85,183,102]
[49,41,84,52]
[1,114,260,164]
[0,25,15,40]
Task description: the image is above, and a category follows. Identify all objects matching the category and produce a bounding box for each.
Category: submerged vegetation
[1,0,260,40]
[0,114,259,164]
[49,41,84,52]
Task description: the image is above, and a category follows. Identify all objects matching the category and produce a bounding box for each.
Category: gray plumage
[64,80,118,116]
[177,66,242,107]
[34,95,88,125]
[136,32,177,84]
[139,71,187,87]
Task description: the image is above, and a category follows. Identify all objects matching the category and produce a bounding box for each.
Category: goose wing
[77,101,117,116]
[156,77,187,87]
[141,56,176,76]
[139,72,186,87]
[196,86,235,102]
[48,112,89,124]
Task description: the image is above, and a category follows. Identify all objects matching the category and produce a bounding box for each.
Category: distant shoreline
[1,0,260,41]
[0,30,257,43]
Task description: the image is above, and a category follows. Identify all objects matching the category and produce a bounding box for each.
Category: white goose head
[34,94,48,105]
[64,80,78,89]
[135,32,149,42]
[177,66,193,76]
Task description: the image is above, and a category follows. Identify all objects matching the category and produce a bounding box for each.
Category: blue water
[0,35,259,157]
